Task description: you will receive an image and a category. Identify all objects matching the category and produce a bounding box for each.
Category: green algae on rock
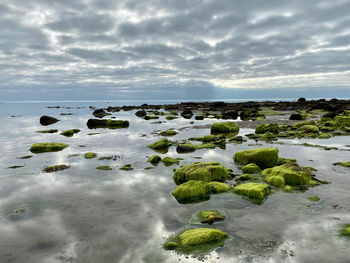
[293,120,316,129]
[84,152,97,159]
[7,165,24,169]
[30,143,68,153]
[36,129,58,133]
[173,161,231,185]
[120,164,133,171]
[197,211,225,224]
[18,155,33,159]
[147,155,161,165]
[284,185,294,192]
[42,164,70,173]
[341,224,350,237]
[106,119,129,129]
[60,129,80,137]
[333,162,350,168]
[98,156,113,160]
[242,163,260,174]
[161,156,180,166]
[210,121,239,135]
[176,143,196,153]
[298,125,319,134]
[96,165,112,171]
[234,183,271,203]
[307,196,320,202]
[209,181,231,193]
[255,123,279,134]
[160,130,177,136]
[277,158,297,165]
[233,147,279,168]
[318,133,331,139]
[147,138,170,150]
[164,228,228,252]
[262,162,317,187]
[172,180,211,203]
[237,174,253,181]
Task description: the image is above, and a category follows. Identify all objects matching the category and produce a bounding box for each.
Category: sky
[1,0,350,101]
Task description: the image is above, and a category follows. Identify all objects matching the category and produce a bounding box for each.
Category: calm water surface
[0,101,349,263]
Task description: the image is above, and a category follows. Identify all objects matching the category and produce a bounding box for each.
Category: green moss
[298,125,319,133]
[262,163,316,187]
[161,157,180,166]
[228,136,245,143]
[197,211,225,224]
[60,129,80,137]
[18,155,33,159]
[333,162,350,168]
[318,133,331,139]
[164,242,178,250]
[208,181,231,193]
[87,132,100,135]
[242,163,260,174]
[293,120,316,129]
[84,152,97,159]
[96,165,112,171]
[234,183,271,203]
[284,185,293,192]
[307,196,320,202]
[120,164,133,171]
[160,130,177,136]
[237,174,253,181]
[144,115,159,120]
[176,143,196,153]
[106,119,129,129]
[7,165,24,169]
[195,143,216,150]
[172,180,211,203]
[147,155,161,165]
[30,143,68,153]
[147,138,170,150]
[233,147,279,168]
[36,129,58,133]
[98,156,113,160]
[277,158,297,165]
[144,166,154,170]
[255,123,279,134]
[166,115,178,120]
[335,116,350,127]
[42,164,70,173]
[210,122,239,135]
[341,224,350,237]
[173,161,231,185]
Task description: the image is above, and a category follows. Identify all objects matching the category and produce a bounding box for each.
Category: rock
[341,224,350,237]
[135,110,147,117]
[262,163,317,187]
[176,143,196,153]
[30,143,68,153]
[86,119,107,129]
[210,122,239,135]
[147,138,170,150]
[233,147,279,168]
[293,120,316,129]
[42,164,70,173]
[37,129,58,133]
[106,120,129,129]
[298,125,319,134]
[166,115,178,120]
[242,163,260,174]
[60,129,80,137]
[289,113,303,120]
[106,106,121,112]
[298,98,306,103]
[147,155,161,165]
[228,136,245,143]
[160,130,177,136]
[333,162,350,168]
[172,180,211,203]
[181,108,193,119]
[255,123,279,134]
[335,116,350,127]
[40,115,59,126]
[197,211,225,224]
[277,158,297,165]
[208,181,231,193]
[237,174,253,181]
[318,133,331,139]
[173,161,231,185]
[84,152,97,159]
[93,109,111,118]
[307,196,320,201]
[161,157,180,166]
[96,165,112,171]
[120,164,133,171]
[195,115,204,120]
[234,183,271,202]
[221,110,238,120]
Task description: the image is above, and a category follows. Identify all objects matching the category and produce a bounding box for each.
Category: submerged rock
[147,138,170,150]
[161,157,180,166]
[233,147,279,168]
[234,183,271,203]
[30,143,68,153]
[96,165,112,171]
[197,211,225,224]
[106,120,129,129]
[176,143,196,153]
[242,163,260,174]
[60,129,80,137]
[210,122,239,135]
[93,109,111,118]
[333,162,350,168]
[160,130,177,136]
[135,109,147,117]
[37,129,58,133]
[40,115,59,126]
[172,180,211,203]
[86,119,107,129]
[181,109,194,119]
[147,155,161,165]
[42,164,70,173]
[173,161,231,185]
[84,152,97,159]
[120,164,133,171]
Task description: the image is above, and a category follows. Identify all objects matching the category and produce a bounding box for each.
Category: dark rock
[93,109,111,118]
[135,110,147,118]
[176,144,196,153]
[181,109,193,119]
[86,119,107,129]
[298,98,306,103]
[222,110,238,120]
[106,106,121,112]
[40,115,59,126]
[289,113,303,120]
[195,115,204,120]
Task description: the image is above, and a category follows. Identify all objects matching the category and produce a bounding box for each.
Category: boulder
[40,115,59,126]
[197,211,225,224]
[234,183,271,202]
[233,147,279,168]
[30,143,68,153]
[242,163,260,174]
[135,109,147,117]
[93,109,111,118]
[172,180,211,203]
[210,122,239,135]
[255,123,279,134]
[208,181,231,193]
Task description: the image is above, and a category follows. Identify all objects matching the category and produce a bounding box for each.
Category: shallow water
[0,101,349,263]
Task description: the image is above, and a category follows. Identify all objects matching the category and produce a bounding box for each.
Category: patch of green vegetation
[18,155,33,159]
[30,143,68,153]
[234,183,271,204]
[147,155,161,165]
[307,196,320,202]
[242,163,260,174]
[277,158,297,165]
[172,180,211,203]
[144,115,159,120]
[255,123,279,134]
[98,156,113,160]
[197,211,225,225]
[233,147,279,168]
[293,120,316,129]
[161,157,180,166]
[106,119,129,129]
[298,125,319,134]
[120,164,133,171]
[318,133,331,139]
[210,122,239,135]
[87,132,100,136]
[96,165,112,171]
[42,164,70,173]
[68,154,80,158]
[333,162,350,168]
[208,181,231,193]
[36,129,58,133]
[340,224,350,237]
[166,115,178,120]
[144,166,154,170]
[284,185,294,192]
[160,130,177,136]
[60,129,80,137]
[7,165,24,169]
[147,138,170,150]
[84,152,97,159]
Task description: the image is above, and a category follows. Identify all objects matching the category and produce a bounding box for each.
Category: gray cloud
[0,0,349,100]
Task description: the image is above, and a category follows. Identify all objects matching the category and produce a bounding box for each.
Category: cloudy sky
[1,0,350,100]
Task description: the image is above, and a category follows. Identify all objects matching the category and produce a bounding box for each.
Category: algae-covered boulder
[147,138,170,150]
[40,115,59,126]
[147,155,161,165]
[262,162,317,187]
[176,143,196,153]
[341,224,350,237]
[42,164,70,173]
[210,122,239,135]
[237,174,253,181]
[172,180,211,203]
[106,119,129,129]
[208,181,231,193]
[242,163,260,174]
[84,152,97,159]
[160,130,177,136]
[255,123,279,134]
[96,165,112,171]
[60,129,80,137]
[197,211,225,224]
[233,147,279,168]
[173,161,231,185]
[164,228,228,252]
[120,164,133,171]
[335,116,350,127]
[333,162,350,168]
[161,157,180,166]
[318,133,331,139]
[30,143,68,153]
[234,183,271,203]
[293,120,316,129]
[298,125,319,133]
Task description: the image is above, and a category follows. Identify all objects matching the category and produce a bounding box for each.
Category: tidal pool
[0,101,349,263]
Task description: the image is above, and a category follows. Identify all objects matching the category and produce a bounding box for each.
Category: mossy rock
[237,174,253,181]
[42,164,70,173]
[333,162,350,168]
[147,138,170,150]
[144,115,159,120]
[36,129,58,133]
[307,196,320,202]
[173,161,231,185]
[298,125,319,133]
[277,158,297,165]
[96,165,112,171]
[60,129,80,137]
[161,157,180,166]
[208,181,231,193]
[228,136,245,143]
[234,183,271,203]
[255,123,279,134]
[30,143,68,153]
[318,133,331,139]
[98,156,113,160]
[341,224,350,237]
[284,185,294,192]
[172,180,211,203]
[197,211,225,225]
[293,120,316,129]
[120,164,133,171]
[164,228,228,253]
[259,132,278,141]
[242,163,260,174]
[210,122,239,135]
[233,147,279,168]
[160,130,177,136]
[147,155,161,165]
[84,152,97,159]
[335,116,350,127]
[106,119,129,129]
[166,115,178,120]
[262,163,317,187]
[18,155,33,159]
[176,143,196,153]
